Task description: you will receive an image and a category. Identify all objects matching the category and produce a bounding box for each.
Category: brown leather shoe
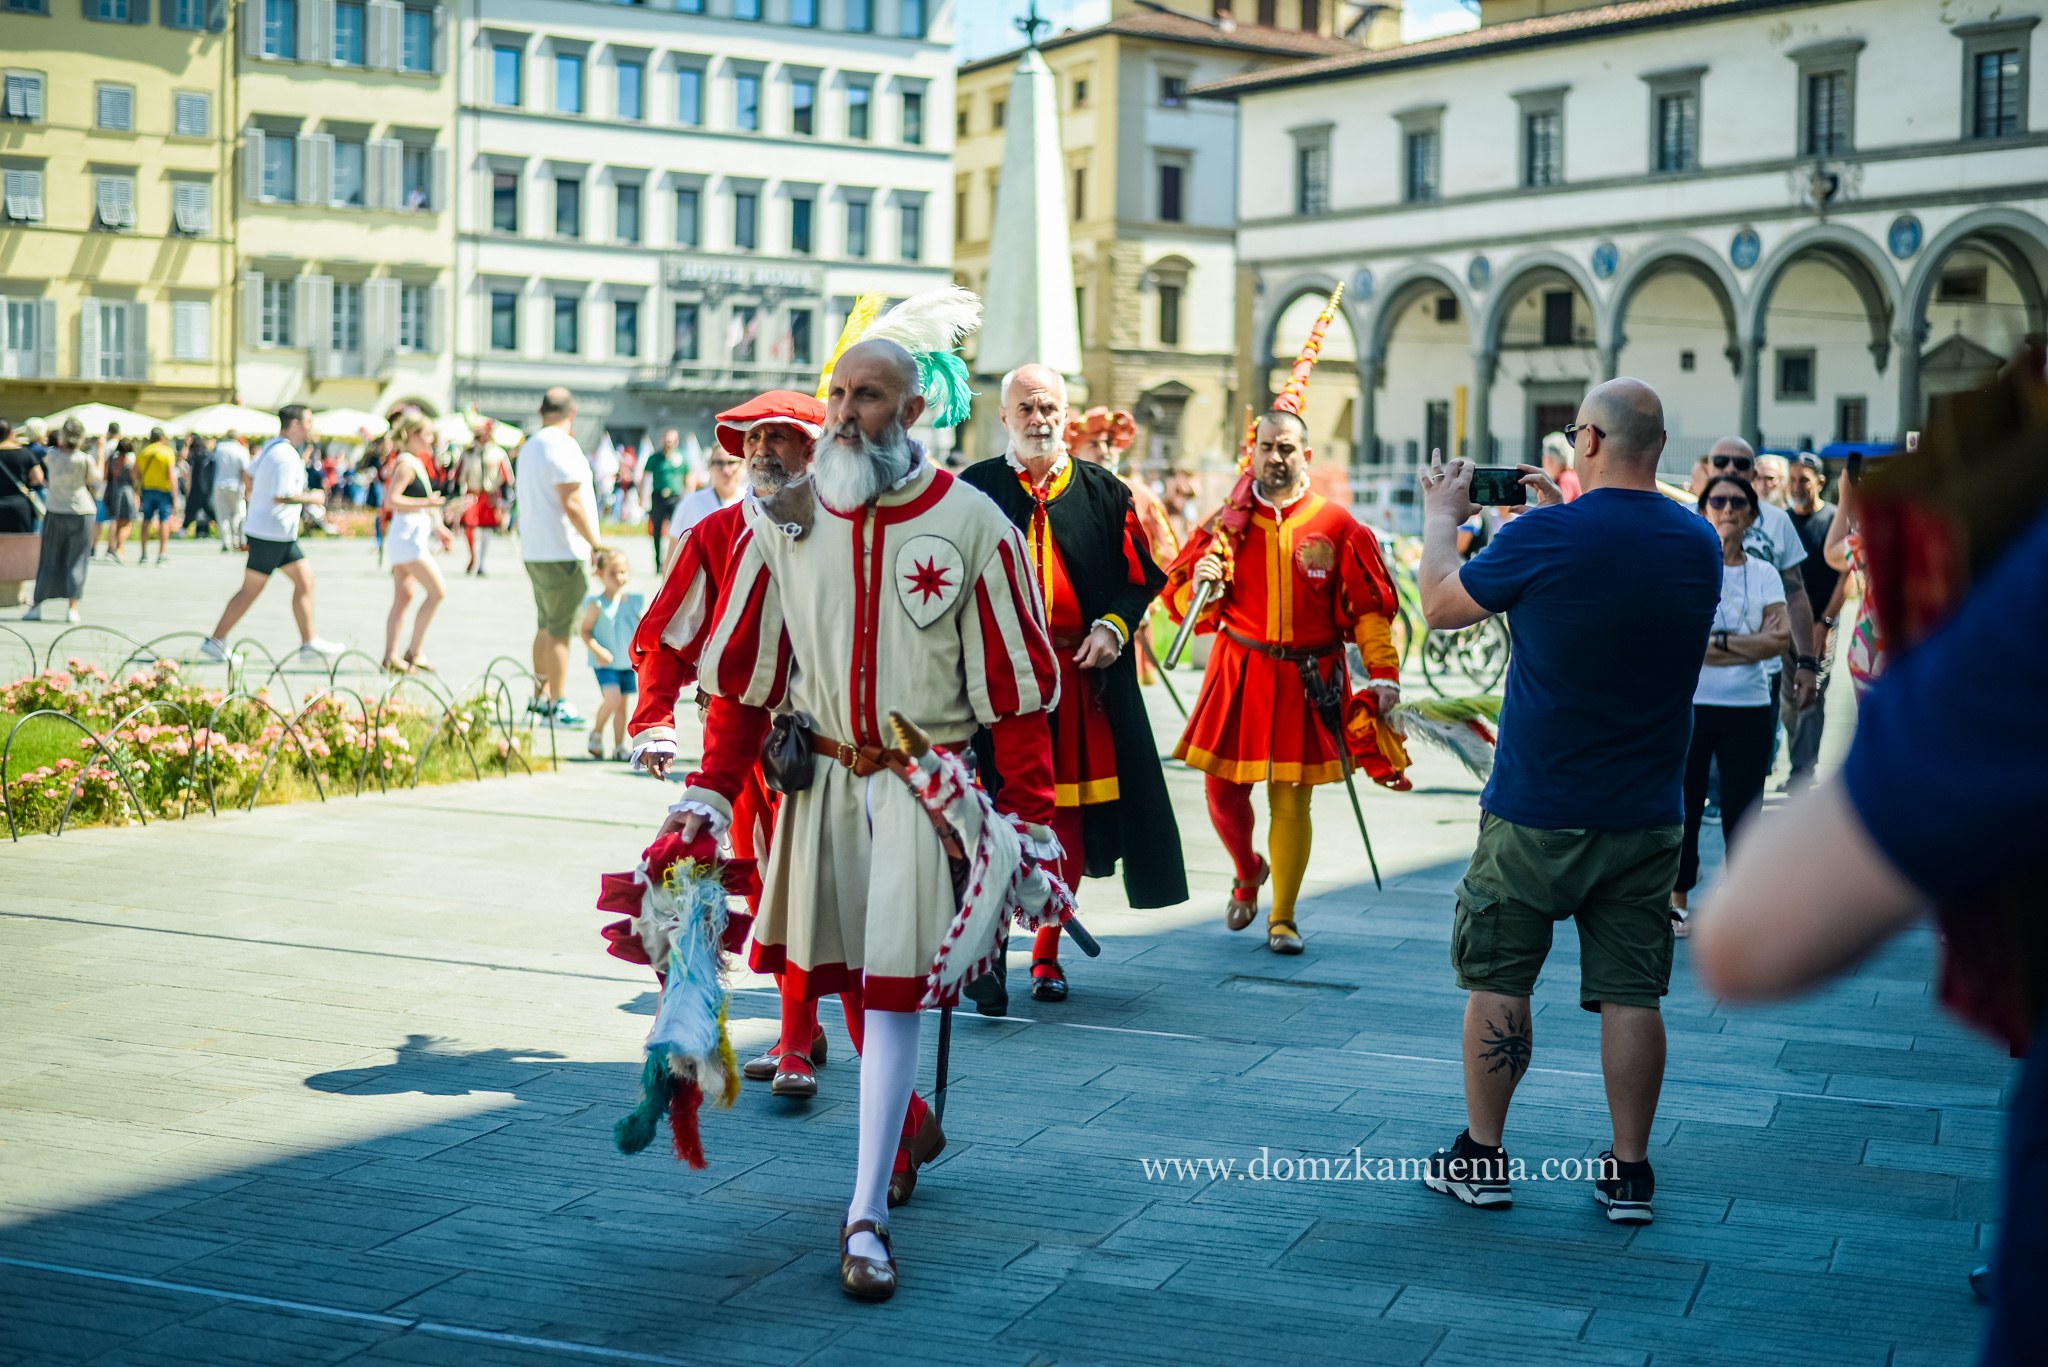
[1226,856,1270,931]
[771,1054,818,1098]
[887,1105,947,1207]
[839,1220,896,1301]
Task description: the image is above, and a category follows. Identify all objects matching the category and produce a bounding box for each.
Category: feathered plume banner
[596,831,759,1168]
[1272,283,1344,418]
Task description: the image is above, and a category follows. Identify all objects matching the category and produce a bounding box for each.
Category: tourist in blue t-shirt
[1410,376,1721,1223]
[1699,502,2048,1365]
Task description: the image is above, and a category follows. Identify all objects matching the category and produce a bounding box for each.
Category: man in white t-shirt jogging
[198,405,344,665]
[210,430,252,552]
[518,386,602,727]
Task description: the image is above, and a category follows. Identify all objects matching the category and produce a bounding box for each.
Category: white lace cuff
[670,788,732,837]
[1090,617,1127,649]
[629,738,676,770]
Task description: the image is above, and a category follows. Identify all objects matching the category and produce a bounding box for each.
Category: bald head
[1579,378,1664,466]
[828,338,925,443]
[540,386,576,427]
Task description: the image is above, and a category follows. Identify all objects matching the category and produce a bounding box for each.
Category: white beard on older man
[814,419,915,514]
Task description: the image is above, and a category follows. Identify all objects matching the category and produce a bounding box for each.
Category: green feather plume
[613,1052,673,1154]
[916,350,977,428]
[1398,695,1501,725]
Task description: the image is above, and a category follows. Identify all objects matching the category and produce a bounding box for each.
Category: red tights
[1032,806,1086,978]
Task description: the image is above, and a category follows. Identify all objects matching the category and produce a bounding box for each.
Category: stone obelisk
[974,8,1082,455]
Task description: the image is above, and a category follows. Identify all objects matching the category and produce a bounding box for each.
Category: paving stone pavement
[1,537,2003,1366]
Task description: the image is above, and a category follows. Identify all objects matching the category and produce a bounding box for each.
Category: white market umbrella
[168,403,280,439]
[38,402,169,436]
[309,408,389,442]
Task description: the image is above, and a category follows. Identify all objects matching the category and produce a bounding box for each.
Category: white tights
[845,1007,919,1261]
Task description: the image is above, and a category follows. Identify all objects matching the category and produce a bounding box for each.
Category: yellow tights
[1266,781,1312,929]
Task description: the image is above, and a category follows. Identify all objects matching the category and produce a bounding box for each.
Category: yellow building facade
[233,0,456,417]
[0,0,237,419]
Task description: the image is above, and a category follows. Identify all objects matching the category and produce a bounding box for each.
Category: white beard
[814,421,914,514]
[1008,425,1062,460]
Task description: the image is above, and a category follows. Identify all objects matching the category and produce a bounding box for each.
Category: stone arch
[1897,207,2048,425]
[1256,269,1349,381]
[1362,261,1474,366]
[1476,248,1602,356]
[1741,224,1899,356]
[1605,236,1745,373]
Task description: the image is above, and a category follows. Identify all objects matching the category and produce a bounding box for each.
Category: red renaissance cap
[714,390,826,457]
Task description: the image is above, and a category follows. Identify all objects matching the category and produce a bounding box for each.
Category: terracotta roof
[1193,0,1817,98]
[959,10,1356,77]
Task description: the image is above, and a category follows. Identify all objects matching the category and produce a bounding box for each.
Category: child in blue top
[578,547,646,761]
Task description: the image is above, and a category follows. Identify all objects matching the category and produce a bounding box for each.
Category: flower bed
[1,658,529,838]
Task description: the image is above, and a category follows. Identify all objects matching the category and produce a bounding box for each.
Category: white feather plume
[863,285,983,355]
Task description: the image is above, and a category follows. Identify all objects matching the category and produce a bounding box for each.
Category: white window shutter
[242,270,264,346]
[95,177,115,228]
[242,0,264,56]
[382,138,404,209]
[195,182,212,234]
[127,301,148,379]
[35,299,56,378]
[303,0,332,62]
[303,273,333,370]
[295,132,317,203]
[28,76,45,122]
[426,280,446,355]
[316,132,335,206]
[79,302,100,380]
[362,139,385,209]
[243,127,266,200]
[428,143,447,212]
[369,0,400,69]
[362,276,392,372]
[118,177,135,228]
[432,5,447,74]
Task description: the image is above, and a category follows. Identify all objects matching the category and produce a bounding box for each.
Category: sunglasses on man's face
[1710,454,1754,472]
[1705,494,1747,511]
[708,457,742,470]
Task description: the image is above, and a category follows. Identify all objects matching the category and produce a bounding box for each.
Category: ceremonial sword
[1294,658,1383,892]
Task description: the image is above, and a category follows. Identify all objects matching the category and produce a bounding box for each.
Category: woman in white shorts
[381,414,453,672]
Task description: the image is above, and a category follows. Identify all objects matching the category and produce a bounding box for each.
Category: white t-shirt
[1740,499,1803,675]
[672,485,741,537]
[1694,554,1787,707]
[243,437,306,541]
[517,425,595,563]
[210,439,250,490]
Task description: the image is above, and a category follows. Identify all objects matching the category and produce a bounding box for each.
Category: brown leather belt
[1223,626,1341,663]
[809,727,968,864]
[810,730,911,779]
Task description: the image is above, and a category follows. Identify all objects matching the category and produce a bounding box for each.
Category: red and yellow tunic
[1164,489,1400,786]
[1013,459,1153,810]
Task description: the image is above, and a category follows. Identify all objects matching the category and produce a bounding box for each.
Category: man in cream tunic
[666,339,1060,1301]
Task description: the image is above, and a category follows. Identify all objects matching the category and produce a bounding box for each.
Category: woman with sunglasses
[1672,475,1790,935]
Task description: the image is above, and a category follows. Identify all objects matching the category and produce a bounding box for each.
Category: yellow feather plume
[816,292,887,400]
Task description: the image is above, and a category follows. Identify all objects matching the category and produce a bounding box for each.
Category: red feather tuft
[669,1078,706,1169]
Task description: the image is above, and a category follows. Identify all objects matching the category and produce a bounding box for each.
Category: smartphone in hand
[1468,466,1529,507]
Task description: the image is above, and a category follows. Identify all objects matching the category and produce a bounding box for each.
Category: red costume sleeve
[1337,523,1402,681]
[1160,520,1219,627]
[685,694,772,803]
[988,710,1054,827]
[628,519,727,747]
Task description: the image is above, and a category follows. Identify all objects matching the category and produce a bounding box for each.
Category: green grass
[0,712,83,773]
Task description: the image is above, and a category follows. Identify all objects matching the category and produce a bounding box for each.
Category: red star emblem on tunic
[905,557,954,605]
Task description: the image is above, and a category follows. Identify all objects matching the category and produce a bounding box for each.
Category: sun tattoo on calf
[1477,1006,1533,1080]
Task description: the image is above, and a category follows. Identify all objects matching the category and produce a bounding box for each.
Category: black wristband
[1712,631,1729,652]
[1795,656,1821,673]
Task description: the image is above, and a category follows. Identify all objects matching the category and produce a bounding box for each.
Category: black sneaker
[1422,1130,1513,1209]
[1592,1150,1655,1224]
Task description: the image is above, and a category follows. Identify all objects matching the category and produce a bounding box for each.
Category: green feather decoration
[613,1052,673,1154]
[916,350,977,428]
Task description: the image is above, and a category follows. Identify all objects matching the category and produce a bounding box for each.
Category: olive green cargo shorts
[1451,812,1682,1011]
[525,559,589,639]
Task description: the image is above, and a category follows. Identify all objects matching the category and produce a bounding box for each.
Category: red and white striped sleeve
[959,526,1059,725]
[626,525,719,749]
[694,526,793,713]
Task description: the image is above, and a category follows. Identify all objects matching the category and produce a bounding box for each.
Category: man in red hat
[628,389,833,1098]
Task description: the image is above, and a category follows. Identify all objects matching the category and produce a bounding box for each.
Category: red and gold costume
[1161,284,1406,951]
[959,448,1187,998]
[1165,493,1401,785]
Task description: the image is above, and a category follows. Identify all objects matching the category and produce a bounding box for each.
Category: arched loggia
[1474,250,1602,463]
[1605,240,1746,464]
[1359,263,1473,467]
[1740,225,1900,447]
[1897,207,2048,427]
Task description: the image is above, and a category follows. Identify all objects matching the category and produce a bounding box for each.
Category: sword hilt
[1164,580,1217,670]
